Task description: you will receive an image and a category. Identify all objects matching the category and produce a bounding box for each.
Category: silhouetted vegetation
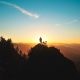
[0,37,27,80]
[0,37,79,80]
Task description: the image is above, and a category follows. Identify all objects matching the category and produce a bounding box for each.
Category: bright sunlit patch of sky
[0,0,80,43]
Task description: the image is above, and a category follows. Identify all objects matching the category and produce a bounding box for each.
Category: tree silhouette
[0,37,27,80]
[39,37,42,43]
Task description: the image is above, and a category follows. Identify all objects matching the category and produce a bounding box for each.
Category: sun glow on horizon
[31,34,51,43]
[1,33,80,44]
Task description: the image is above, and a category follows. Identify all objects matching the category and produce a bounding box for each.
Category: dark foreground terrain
[0,37,80,80]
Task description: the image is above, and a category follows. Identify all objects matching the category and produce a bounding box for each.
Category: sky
[0,0,80,43]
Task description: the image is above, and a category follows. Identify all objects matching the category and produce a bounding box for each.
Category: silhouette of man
[39,37,42,43]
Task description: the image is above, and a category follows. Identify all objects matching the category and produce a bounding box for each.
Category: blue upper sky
[0,0,80,43]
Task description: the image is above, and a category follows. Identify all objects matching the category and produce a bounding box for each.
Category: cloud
[0,1,39,18]
[65,19,78,25]
[55,19,79,27]
[55,24,61,26]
